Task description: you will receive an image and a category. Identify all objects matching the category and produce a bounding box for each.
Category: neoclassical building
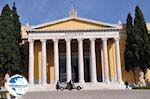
[21,9,150,91]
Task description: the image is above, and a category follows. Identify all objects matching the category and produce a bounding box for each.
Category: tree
[12,2,22,44]
[12,2,23,74]
[124,13,139,83]
[0,4,14,75]
[134,6,150,75]
[0,3,22,77]
[125,6,150,83]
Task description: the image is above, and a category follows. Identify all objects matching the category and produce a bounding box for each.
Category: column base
[91,80,97,83]
[29,84,34,86]
[118,81,124,84]
[50,80,55,84]
[41,83,47,86]
[104,80,110,84]
[54,80,58,84]
[105,82,110,84]
[79,80,85,84]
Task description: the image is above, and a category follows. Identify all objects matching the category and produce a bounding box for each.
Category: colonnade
[28,37,122,85]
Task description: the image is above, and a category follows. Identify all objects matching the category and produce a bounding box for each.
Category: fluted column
[53,39,59,83]
[65,38,72,82]
[28,39,34,84]
[102,38,109,83]
[90,38,97,83]
[114,37,123,83]
[77,38,85,83]
[41,39,47,84]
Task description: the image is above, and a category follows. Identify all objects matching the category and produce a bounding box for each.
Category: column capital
[40,39,47,42]
[28,39,34,43]
[77,38,84,42]
[89,38,96,41]
[114,37,120,41]
[102,38,108,41]
[53,38,59,42]
[65,38,71,42]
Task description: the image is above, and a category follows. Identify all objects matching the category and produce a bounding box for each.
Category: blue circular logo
[6,74,29,97]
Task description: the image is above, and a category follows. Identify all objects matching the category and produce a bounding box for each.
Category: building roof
[28,16,121,31]
[21,11,150,39]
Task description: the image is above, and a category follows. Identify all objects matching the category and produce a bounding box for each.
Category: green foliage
[125,5,150,78]
[125,13,138,71]
[12,2,22,44]
[0,3,23,76]
[125,13,139,82]
[134,6,150,72]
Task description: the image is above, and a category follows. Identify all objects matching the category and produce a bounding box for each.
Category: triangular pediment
[29,17,119,31]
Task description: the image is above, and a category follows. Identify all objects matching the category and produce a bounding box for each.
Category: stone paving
[20,90,150,99]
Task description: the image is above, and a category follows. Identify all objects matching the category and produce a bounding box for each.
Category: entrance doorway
[59,53,91,83]
[59,55,66,82]
[84,57,90,82]
[59,53,79,83]
[71,55,78,82]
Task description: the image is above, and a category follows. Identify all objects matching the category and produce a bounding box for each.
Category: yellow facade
[22,18,150,84]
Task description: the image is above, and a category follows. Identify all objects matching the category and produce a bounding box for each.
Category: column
[90,38,97,83]
[41,39,47,84]
[77,38,85,83]
[65,38,72,82]
[102,38,109,83]
[53,39,59,83]
[28,39,34,84]
[101,44,105,82]
[114,37,123,83]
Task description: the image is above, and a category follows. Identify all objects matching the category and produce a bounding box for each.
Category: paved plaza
[20,90,150,99]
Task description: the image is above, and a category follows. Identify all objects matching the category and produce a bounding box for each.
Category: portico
[27,30,124,87]
[26,10,125,91]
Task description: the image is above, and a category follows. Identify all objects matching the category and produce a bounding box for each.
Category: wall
[21,22,150,84]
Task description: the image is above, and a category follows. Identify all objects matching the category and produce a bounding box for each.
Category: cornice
[27,28,120,34]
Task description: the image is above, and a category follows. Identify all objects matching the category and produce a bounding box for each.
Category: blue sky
[0,0,150,25]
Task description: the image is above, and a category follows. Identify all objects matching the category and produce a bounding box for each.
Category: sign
[6,74,29,97]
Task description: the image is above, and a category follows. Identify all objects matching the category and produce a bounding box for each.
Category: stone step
[28,83,126,92]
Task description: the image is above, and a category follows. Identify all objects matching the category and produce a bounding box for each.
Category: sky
[0,0,150,25]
